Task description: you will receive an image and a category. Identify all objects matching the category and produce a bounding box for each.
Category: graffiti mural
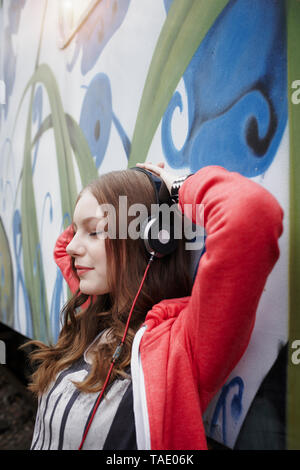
[0,0,293,449]
[162,0,287,176]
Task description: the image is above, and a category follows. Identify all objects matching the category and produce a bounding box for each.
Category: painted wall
[0,0,289,449]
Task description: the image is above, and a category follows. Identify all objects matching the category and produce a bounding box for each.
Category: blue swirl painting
[162,0,287,177]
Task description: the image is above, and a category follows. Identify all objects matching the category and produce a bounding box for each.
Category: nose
[66,233,85,257]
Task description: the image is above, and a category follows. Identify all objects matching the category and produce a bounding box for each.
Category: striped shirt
[30,334,137,450]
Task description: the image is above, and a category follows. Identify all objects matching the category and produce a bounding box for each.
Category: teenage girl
[27,162,283,450]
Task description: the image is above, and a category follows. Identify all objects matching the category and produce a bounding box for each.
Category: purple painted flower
[67,0,130,75]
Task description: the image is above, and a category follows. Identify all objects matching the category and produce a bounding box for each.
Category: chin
[80,282,109,296]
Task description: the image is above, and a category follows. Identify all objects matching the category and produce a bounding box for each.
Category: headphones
[130,166,180,258]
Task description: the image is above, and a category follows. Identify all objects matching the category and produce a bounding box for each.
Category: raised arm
[53,224,79,294]
[176,165,284,409]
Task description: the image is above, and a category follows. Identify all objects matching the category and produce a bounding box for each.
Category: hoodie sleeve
[53,224,79,294]
[176,165,284,410]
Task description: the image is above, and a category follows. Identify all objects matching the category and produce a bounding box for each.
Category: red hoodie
[53,165,283,450]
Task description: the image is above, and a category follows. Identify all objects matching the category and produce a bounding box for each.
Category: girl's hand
[136,161,176,195]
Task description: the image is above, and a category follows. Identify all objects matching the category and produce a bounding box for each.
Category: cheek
[92,243,107,272]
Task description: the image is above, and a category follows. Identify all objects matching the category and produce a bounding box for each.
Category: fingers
[136,162,163,177]
[151,162,165,167]
[136,161,175,194]
[136,161,164,168]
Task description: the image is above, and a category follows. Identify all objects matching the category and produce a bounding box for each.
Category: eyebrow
[72,216,104,230]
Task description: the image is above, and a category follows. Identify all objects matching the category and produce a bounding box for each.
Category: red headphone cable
[78,253,155,450]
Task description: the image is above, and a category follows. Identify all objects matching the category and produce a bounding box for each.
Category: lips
[75,265,94,276]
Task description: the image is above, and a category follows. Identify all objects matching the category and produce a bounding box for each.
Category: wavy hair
[24,169,193,395]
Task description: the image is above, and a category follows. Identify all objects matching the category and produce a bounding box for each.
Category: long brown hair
[25,169,193,396]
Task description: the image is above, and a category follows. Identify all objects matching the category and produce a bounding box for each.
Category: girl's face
[66,190,109,296]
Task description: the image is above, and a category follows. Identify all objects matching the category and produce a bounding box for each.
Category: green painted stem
[128,0,229,167]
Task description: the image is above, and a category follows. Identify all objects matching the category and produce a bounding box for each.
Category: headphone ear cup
[140,215,178,258]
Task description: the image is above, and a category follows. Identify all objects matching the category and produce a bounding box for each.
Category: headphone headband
[130,166,172,206]
[129,165,178,258]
